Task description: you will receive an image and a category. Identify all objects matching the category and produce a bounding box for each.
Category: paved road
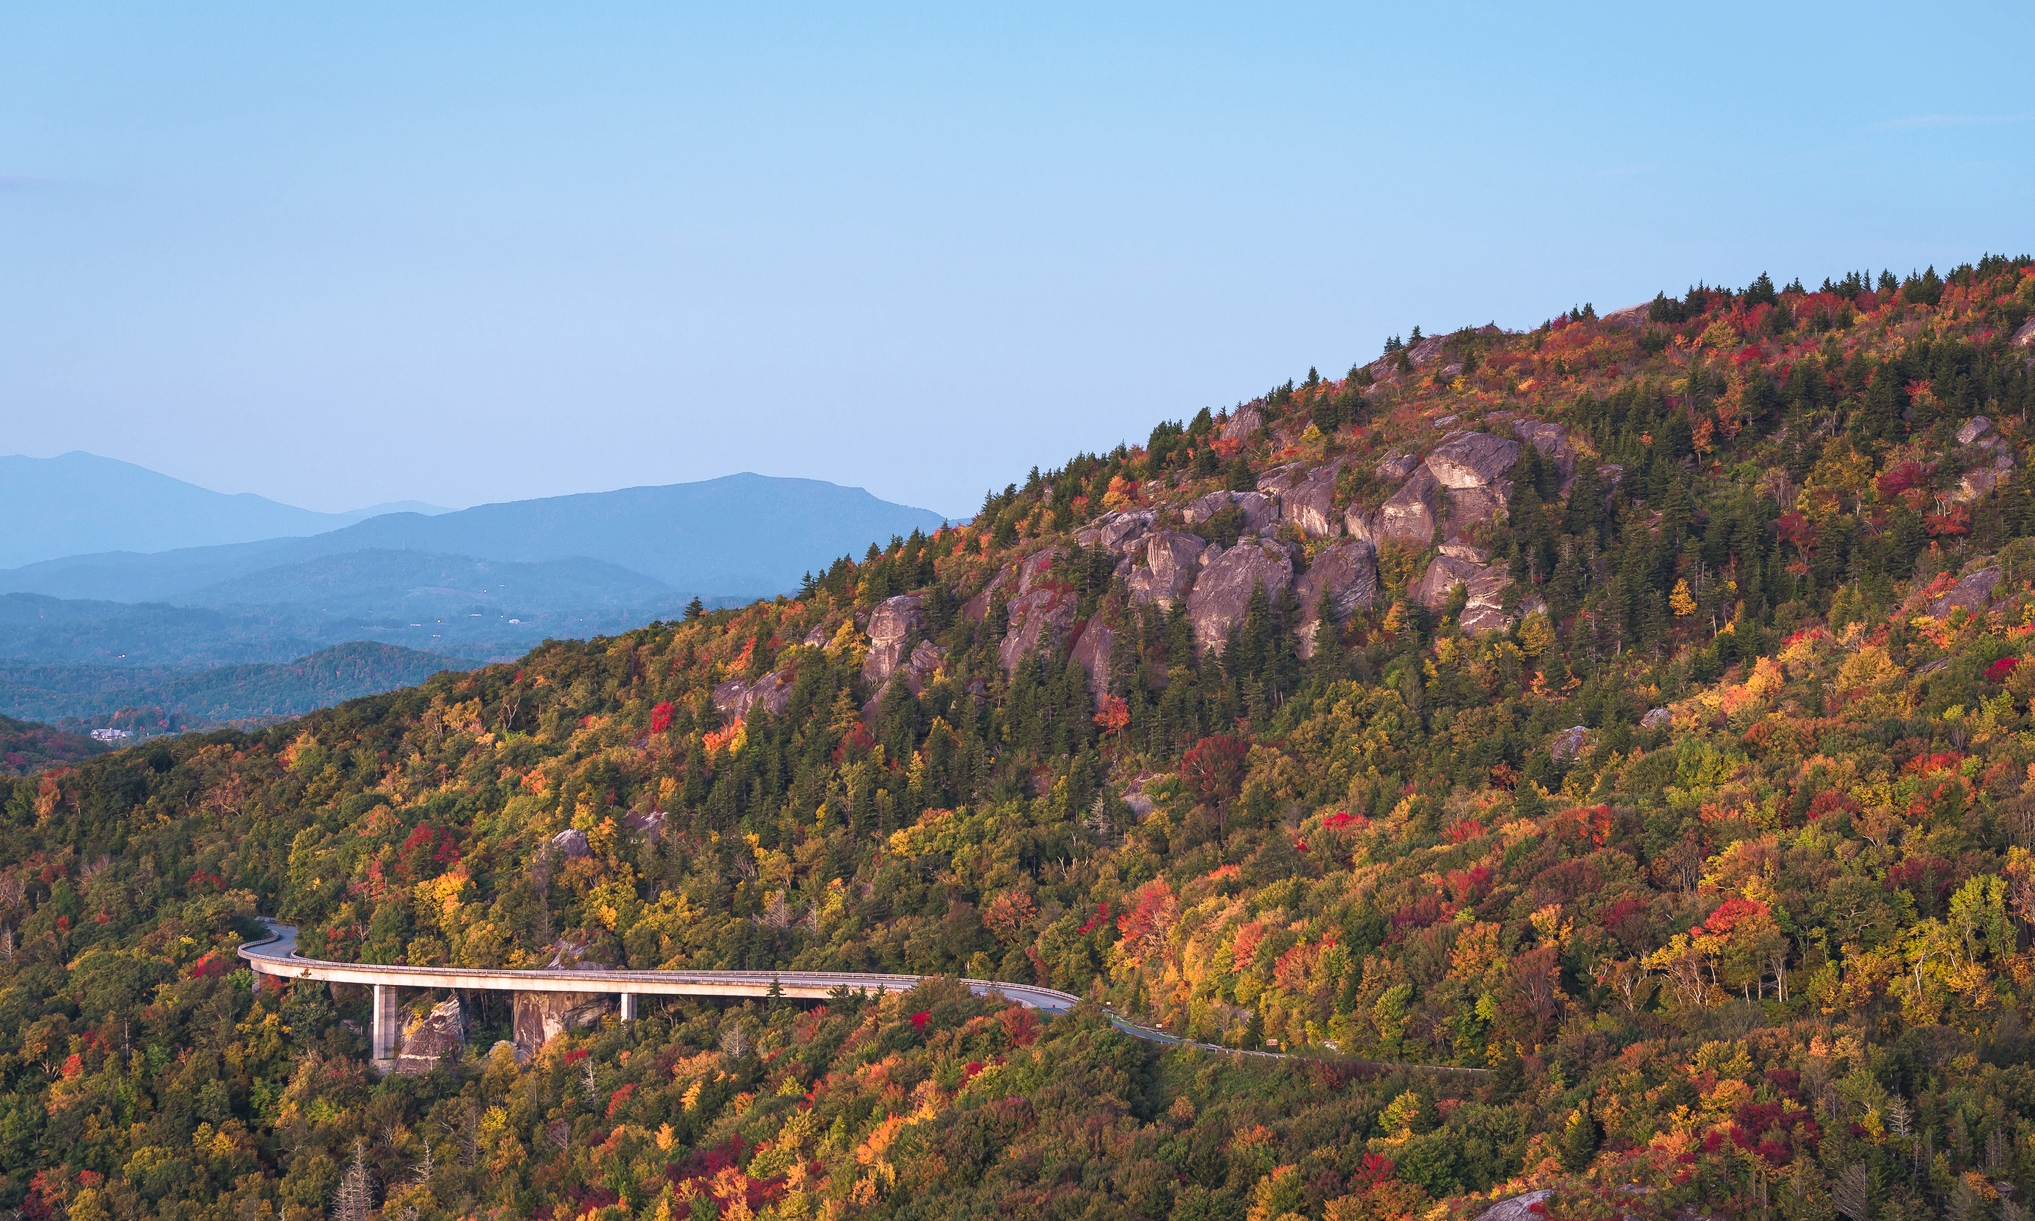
[238,918,1483,1074]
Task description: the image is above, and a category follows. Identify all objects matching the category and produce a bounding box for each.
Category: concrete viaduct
[238,918,1484,1076]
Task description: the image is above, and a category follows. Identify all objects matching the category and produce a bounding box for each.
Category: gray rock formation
[2014,318,2035,348]
[1293,540,1378,659]
[1221,405,1263,441]
[1183,490,1280,533]
[1953,466,2007,502]
[1640,708,1672,731]
[1551,726,1588,763]
[513,990,609,1057]
[549,828,590,859]
[1472,1190,1555,1221]
[1930,567,2002,617]
[1375,452,1421,481]
[1958,416,1993,446]
[1600,301,1652,327]
[902,639,947,694]
[1016,548,1061,595]
[1074,511,1154,553]
[1411,554,1511,635]
[960,566,1013,622]
[1281,463,1344,539]
[1355,466,1442,546]
[1425,431,1520,490]
[1443,482,1511,535]
[1127,531,1207,607]
[1511,418,1577,486]
[392,996,464,1074]
[711,668,793,721]
[1254,464,1306,495]
[1185,541,1294,656]
[1069,616,1114,707]
[624,808,667,843]
[1000,587,1079,676]
[862,595,926,686]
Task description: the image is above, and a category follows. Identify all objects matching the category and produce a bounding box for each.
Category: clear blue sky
[3,2,2031,519]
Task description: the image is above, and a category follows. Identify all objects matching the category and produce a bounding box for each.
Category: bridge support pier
[372,984,400,1062]
[618,993,637,1022]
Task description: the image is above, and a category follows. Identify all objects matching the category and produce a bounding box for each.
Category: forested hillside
[6,259,2035,1221]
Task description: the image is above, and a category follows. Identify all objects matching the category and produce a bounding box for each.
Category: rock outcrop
[960,566,1013,622]
[1069,616,1114,707]
[1281,463,1344,539]
[862,595,926,686]
[1127,531,1207,607]
[1183,490,1280,533]
[1000,587,1078,676]
[1411,554,1511,635]
[2014,317,2035,349]
[901,640,946,694]
[1958,416,1994,446]
[1354,466,1442,546]
[1472,1190,1555,1221]
[1375,452,1421,481]
[1930,567,2002,617]
[624,808,667,843]
[513,990,610,1057]
[392,996,464,1074]
[1221,405,1263,442]
[549,828,590,859]
[1185,541,1294,656]
[1510,418,1576,486]
[711,668,793,721]
[1016,548,1060,594]
[1425,430,1519,491]
[1074,511,1154,554]
[1550,726,1588,763]
[1293,540,1378,658]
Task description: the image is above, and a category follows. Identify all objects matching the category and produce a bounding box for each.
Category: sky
[3,3,2032,520]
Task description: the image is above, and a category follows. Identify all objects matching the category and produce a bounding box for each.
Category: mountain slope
[0,712,106,775]
[5,258,2035,1221]
[0,451,444,569]
[0,641,474,727]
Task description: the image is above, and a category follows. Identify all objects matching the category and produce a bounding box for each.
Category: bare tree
[1832,1163,1870,1221]
[331,1137,374,1221]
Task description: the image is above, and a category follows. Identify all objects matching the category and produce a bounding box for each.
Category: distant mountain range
[0,456,952,730]
[0,466,951,604]
[0,451,447,569]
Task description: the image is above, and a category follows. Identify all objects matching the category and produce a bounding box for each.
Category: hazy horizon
[4,3,2033,517]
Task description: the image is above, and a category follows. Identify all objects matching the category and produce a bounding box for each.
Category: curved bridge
[238,919,1483,1076]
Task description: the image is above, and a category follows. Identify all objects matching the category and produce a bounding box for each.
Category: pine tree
[1560,1105,1599,1172]
[684,596,705,621]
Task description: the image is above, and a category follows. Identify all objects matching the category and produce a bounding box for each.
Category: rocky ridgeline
[711,391,2013,732]
[702,415,1603,724]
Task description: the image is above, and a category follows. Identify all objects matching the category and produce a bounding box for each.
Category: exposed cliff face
[1184,541,1294,657]
[1126,531,1206,607]
[1293,540,1379,658]
[862,595,927,687]
[513,990,611,1057]
[393,995,465,1074]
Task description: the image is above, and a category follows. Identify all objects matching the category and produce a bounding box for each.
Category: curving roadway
[238,918,1483,1074]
